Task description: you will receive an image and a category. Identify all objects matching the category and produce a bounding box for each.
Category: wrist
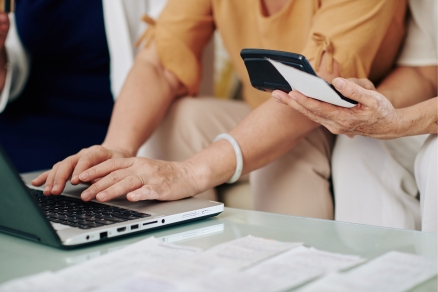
[183,160,206,196]
[377,89,394,105]
[101,141,136,157]
[391,108,409,138]
[213,133,243,184]
[184,139,238,193]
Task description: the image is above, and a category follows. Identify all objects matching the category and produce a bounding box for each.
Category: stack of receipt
[0,235,436,292]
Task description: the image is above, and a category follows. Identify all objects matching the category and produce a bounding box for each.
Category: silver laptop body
[0,147,224,248]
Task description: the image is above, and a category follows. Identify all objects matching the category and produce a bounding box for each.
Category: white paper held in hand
[267,59,356,108]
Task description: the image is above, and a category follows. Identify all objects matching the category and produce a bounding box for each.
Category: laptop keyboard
[29,188,151,229]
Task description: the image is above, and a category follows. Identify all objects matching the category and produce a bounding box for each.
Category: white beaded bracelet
[214,133,243,184]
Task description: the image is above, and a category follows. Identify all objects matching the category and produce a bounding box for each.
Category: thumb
[332,78,376,107]
[347,78,376,91]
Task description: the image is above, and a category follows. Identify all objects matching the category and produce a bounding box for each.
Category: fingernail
[130,193,139,201]
[71,175,78,182]
[79,173,88,180]
[97,192,106,201]
[333,78,346,90]
[52,184,58,192]
[81,191,89,200]
[44,186,50,193]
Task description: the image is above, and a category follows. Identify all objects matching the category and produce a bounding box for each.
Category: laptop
[0,146,224,248]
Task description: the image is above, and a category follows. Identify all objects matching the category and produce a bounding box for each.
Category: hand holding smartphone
[240,48,357,108]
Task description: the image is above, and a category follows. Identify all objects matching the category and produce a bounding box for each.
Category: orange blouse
[140,0,406,108]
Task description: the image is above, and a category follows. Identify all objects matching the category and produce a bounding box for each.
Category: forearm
[396,97,438,137]
[103,45,184,156]
[378,66,438,108]
[188,99,319,190]
[188,54,339,190]
[189,55,337,190]
[233,51,338,169]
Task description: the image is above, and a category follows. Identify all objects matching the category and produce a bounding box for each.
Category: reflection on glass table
[1,208,437,291]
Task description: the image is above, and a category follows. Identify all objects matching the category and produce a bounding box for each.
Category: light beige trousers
[139,97,335,219]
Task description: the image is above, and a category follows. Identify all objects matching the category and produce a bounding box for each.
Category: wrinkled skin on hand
[32,145,131,195]
[272,78,402,139]
[75,157,200,203]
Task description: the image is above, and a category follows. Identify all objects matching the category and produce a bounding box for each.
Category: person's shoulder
[406,0,437,36]
[397,0,437,67]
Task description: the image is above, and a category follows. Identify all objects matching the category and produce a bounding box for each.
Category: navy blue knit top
[0,0,114,172]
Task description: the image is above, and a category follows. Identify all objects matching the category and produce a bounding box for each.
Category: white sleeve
[397,0,438,66]
[0,13,30,113]
[104,0,167,99]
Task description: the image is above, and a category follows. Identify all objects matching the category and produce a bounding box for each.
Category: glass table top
[1,207,436,291]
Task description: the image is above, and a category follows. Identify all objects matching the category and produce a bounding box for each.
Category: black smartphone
[240,48,357,105]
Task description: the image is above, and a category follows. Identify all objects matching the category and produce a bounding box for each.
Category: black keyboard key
[124,212,141,218]
[99,211,113,216]
[65,218,81,224]
[95,219,116,225]
[30,187,149,229]
[94,208,109,213]
[85,222,104,228]
[83,216,97,221]
[29,189,43,196]
[76,220,90,225]
[110,211,135,218]
[66,212,82,216]
[131,213,151,218]
[103,216,128,223]
[41,201,55,207]
[111,213,138,220]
